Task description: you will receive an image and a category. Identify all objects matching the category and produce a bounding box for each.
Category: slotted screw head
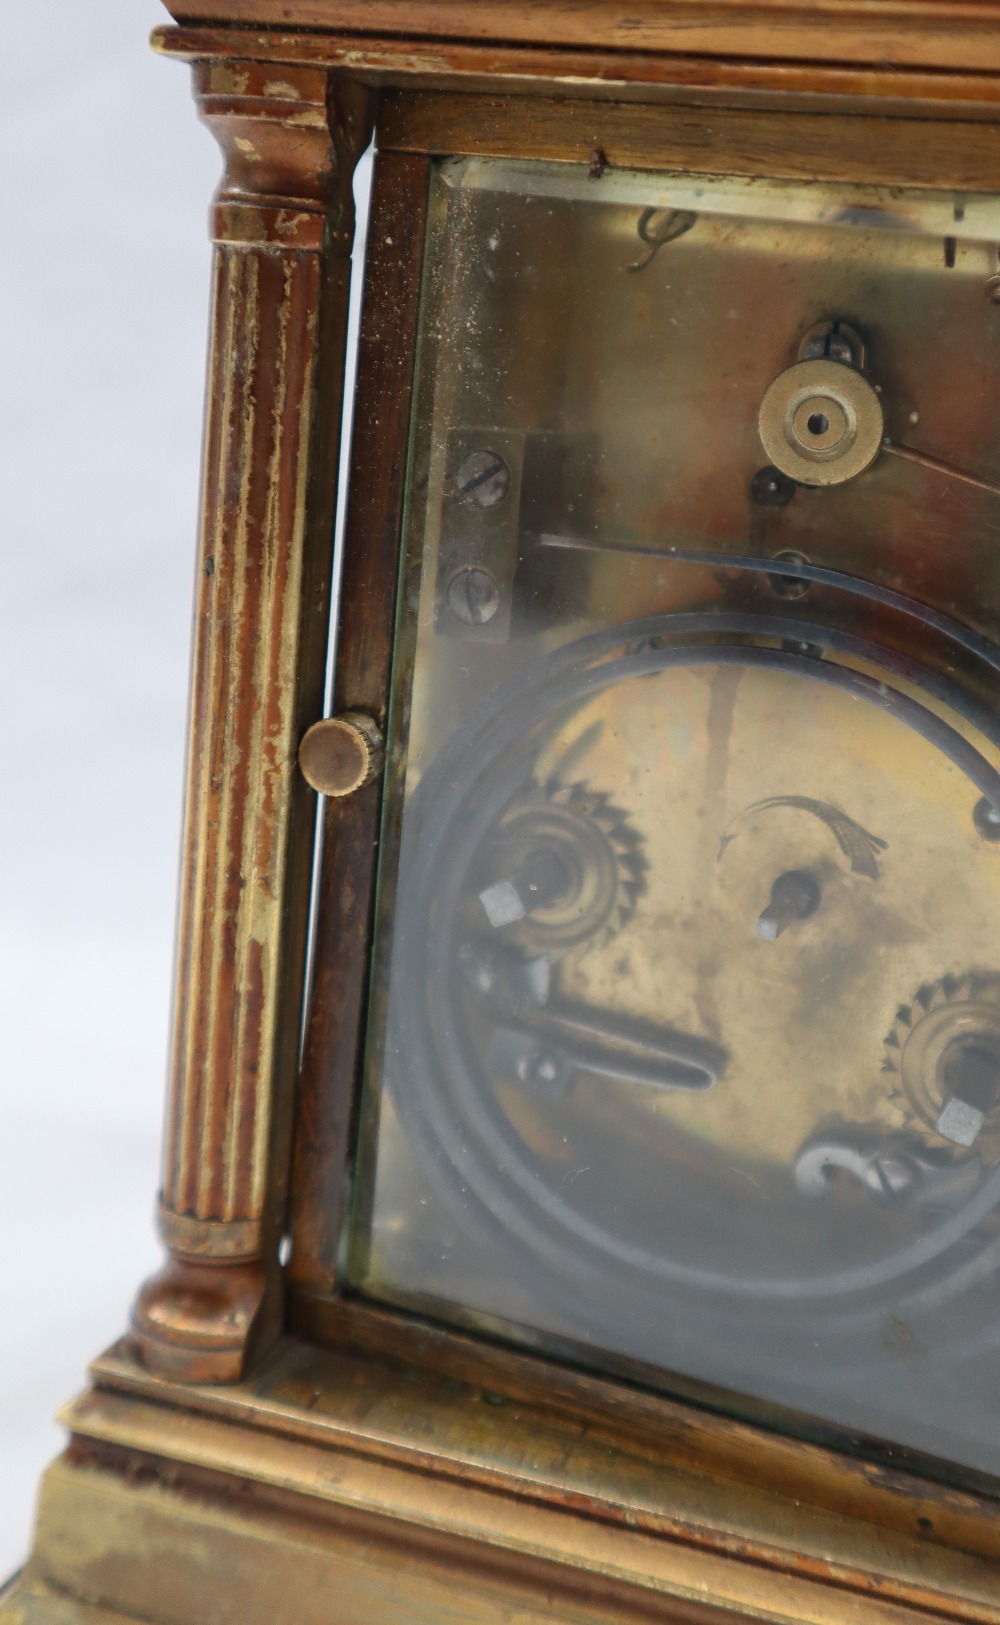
[447,566,500,626]
[456,449,511,508]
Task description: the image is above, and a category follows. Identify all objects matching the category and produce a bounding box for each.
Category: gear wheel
[883,976,1000,1151]
[474,781,648,956]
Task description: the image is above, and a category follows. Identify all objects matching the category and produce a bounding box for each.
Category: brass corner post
[131,59,374,1382]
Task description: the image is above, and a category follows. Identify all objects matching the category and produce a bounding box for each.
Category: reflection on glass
[347,157,1000,1479]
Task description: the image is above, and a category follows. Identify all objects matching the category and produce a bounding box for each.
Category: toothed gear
[477,781,648,955]
[883,975,1000,1148]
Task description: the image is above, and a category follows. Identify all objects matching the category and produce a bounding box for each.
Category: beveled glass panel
[347,156,1000,1478]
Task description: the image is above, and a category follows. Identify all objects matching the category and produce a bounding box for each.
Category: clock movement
[8,4,1000,1622]
[355,161,1000,1474]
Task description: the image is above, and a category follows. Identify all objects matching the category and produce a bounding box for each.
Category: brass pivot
[298,713,383,796]
[885,977,1000,1151]
[755,869,820,940]
[758,356,883,486]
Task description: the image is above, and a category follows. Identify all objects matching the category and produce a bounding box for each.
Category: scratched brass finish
[6,1332,1000,1625]
[14,6,1000,1621]
[128,62,375,1383]
[157,0,1000,79]
[349,157,1000,1478]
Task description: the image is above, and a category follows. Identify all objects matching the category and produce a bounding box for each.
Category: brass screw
[750,465,796,509]
[766,549,811,600]
[456,450,511,508]
[447,566,500,625]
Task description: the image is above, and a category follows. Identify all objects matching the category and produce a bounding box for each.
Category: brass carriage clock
[11,3,1000,1620]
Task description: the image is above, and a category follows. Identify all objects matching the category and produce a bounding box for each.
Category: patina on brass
[349,156,1000,1477]
[9,5,1000,1622]
[126,59,376,1386]
[299,713,384,797]
[758,356,884,485]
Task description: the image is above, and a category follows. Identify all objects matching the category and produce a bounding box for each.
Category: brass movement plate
[342,157,1000,1480]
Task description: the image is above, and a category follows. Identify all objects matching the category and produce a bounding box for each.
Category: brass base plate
[0,1572,139,1625]
[4,1331,1000,1625]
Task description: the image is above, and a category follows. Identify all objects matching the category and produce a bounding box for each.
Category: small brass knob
[298,713,383,797]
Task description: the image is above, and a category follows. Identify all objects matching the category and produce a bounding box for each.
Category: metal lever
[487,998,725,1097]
[461,941,725,1096]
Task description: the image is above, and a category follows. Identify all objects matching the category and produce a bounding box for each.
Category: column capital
[193,60,372,251]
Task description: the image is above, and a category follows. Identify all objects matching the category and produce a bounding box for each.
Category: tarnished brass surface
[4,1335,1000,1624]
[0,1573,140,1623]
[298,713,384,797]
[126,60,376,1382]
[349,157,1000,1476]
[156,1204,262,1260]
[17,14,1000,1623]
[153,0,1000,81]
[758,357,884,485]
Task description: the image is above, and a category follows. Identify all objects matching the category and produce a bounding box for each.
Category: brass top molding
[152,27,1000,120]
[157,0,1000,77]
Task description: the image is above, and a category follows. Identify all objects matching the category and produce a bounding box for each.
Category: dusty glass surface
[348,156,1000,1478]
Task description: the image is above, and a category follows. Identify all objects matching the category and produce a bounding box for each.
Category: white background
[1,2,219,1579]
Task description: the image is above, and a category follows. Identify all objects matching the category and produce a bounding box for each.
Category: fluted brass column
[131,58,373,1381]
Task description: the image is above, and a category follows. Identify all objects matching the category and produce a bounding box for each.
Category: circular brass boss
[298,713,383,797]
[758,358,883,486]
